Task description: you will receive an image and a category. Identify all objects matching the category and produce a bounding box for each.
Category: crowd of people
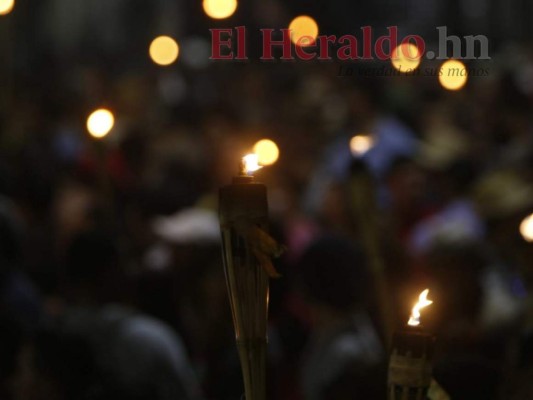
[1,2,533,399]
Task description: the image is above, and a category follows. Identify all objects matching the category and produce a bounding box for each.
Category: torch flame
[241,154,263,175]
[408,289,433,327]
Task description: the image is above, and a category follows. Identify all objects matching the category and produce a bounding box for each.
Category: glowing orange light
[391,43,421,71]
[253,139,279,166]
[288,15,319,47]
[0,0,14,15]
[241,154,262,175]
[408,289,433,326]
[86,109,115,139]
[203,0,237,19]
[149,36,179,66]
[350,134,374,156]
[520,213,533,242]
[439,60,468,91]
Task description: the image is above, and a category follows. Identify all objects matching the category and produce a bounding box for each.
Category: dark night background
[1,0,533,399]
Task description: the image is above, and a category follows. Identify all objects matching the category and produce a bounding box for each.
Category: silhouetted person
[296,235,386,400]
[12,328,106,400]
[58,229,202,400]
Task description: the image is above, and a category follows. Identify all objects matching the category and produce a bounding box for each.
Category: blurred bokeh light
[288,15,319,46]
[203,0,238,20]
[390,43,421,71]
[0,0,14,16]
[253,139,280,166]
[86,109,115,139]
[439,59,468,90]
[350,134,374,156]
[520,214,533,242]
[149,36,180,66]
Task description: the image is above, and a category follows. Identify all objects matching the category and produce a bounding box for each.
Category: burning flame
[408,289,433,327]
[241,154,262,175]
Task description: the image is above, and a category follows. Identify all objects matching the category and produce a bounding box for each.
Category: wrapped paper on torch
[388,289,436,400]
[219,154,285,400]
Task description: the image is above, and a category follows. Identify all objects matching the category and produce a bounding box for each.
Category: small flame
[408,289,433,327]
[241,154,263,175]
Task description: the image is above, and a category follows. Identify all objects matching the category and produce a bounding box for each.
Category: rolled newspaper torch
[388,289,436,400]
[219,154,284,400]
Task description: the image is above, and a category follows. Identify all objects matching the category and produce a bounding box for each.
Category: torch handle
[219,181,270,400]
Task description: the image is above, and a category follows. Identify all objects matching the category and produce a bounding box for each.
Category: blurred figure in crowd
[0,197,41,400]
[0,196,41,331]
[304,76,418,228]
[472,170,530,329]
[146,206,245,400]
[49,229,202,400]
[295,235,385,400]
[410,126,484,256]
[384,156,433,247]
[424,239,502,400]
[12,328,105,400]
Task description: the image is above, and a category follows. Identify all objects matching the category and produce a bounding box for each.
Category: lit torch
[219,154,285,400]
[388,289,436,400]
